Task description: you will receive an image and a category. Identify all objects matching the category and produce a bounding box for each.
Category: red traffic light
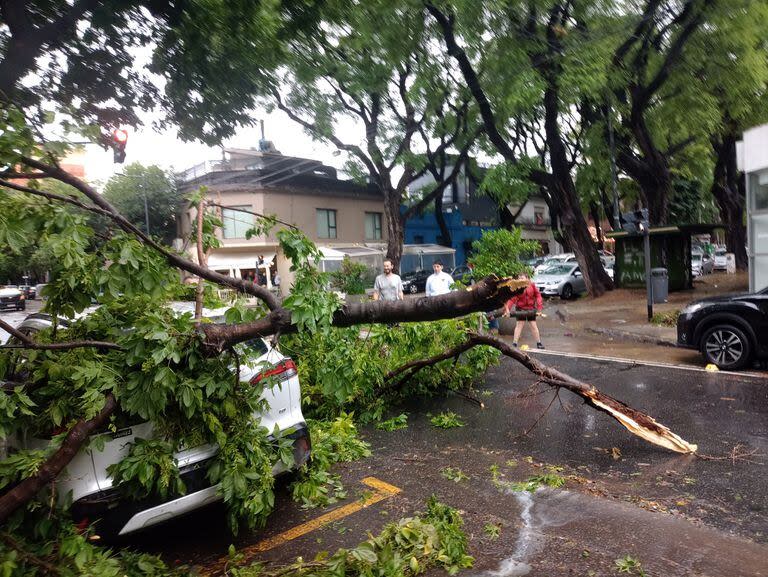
[112,128,128,143]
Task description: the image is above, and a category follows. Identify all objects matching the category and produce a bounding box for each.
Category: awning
[206,252,275,270]
[318,247,347,260]
[403,244,456,255]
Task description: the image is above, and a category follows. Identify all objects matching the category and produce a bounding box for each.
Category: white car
[598,250,615,268]
[533,263,587,300]
[0,287,26,311]
[7,305,310,536]
[713,248,728,270]
[534,253,575,275]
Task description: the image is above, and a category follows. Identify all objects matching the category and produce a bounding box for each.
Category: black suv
[677,287,768,370]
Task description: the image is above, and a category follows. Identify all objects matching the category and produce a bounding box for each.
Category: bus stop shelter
[607,224,725,291]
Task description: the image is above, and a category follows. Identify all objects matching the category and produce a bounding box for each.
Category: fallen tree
[0,147,699,533]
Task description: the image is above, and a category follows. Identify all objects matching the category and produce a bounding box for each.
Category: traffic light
[112,128,128,163]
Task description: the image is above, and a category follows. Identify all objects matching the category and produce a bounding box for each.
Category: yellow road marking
[204,477,401,576]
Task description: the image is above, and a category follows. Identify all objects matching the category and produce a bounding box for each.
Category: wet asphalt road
[120,351,768,577]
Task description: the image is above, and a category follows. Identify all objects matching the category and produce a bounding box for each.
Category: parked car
[17,285,36,299]
[450,265,473,284]
[677,288,768,370]
[401,269,431,294]
[7,304,311,536]
[534,253,575,275]
[598,250,615,267]
[713,248,728,271]
[533,263,586,299]
[604,264,615,281]
[691,253,714,277]
[35,283,48,300]
[0,286,25,311]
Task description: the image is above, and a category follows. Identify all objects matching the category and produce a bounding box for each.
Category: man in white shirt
[425,260,454,297]
[373,259,404,301]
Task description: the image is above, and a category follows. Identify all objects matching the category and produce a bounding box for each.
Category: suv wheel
[701,324,752,370]
[560,284,573,300]
[408,284,418,294]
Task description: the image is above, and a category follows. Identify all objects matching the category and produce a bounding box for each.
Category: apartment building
[178,148,386,292]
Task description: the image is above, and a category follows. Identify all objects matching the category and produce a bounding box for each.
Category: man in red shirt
[504,272,545,349]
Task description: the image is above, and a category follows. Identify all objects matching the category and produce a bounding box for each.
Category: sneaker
[536,342,545,349]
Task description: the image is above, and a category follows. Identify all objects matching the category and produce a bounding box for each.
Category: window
[317,209,337,239]
[222,206,254,239]
[365,212,382,240]
[750,171,768,211]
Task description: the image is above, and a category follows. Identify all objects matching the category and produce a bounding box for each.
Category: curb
[586,326,677,348]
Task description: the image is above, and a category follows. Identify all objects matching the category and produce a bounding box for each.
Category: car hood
[687,292,755,307]
[0,288,21,296]
[533,274,566,283]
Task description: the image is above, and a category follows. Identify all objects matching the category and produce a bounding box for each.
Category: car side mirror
[573,271,582,277]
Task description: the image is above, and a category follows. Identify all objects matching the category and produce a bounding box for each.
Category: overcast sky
[82,108,357,187]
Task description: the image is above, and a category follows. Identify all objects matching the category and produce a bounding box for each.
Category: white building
[738,124,768,291]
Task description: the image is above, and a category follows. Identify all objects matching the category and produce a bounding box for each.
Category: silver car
[691,253,714,276]
[7,305,311,536]
[533,263,587,300]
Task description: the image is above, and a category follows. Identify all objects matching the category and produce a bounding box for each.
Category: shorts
[514,310,537,321]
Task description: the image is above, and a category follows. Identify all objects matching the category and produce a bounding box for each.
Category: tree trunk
[383,186,405,271]
[711,132,748,269]
[589,200,604,244]
[621,92,673,225]
[434,191,452,247]
[542,85,612,296]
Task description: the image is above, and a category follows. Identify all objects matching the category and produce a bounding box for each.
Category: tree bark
[383,186,405,272]
[434,190,452,247]
[711,132,748,269]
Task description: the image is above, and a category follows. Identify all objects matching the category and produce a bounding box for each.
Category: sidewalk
[503,271,751,366]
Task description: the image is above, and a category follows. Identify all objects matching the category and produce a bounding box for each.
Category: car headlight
[681,302,705,315]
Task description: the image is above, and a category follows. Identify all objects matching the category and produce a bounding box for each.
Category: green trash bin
[651,268,668,303]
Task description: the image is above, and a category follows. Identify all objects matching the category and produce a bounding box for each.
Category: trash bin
[651,268,668,303]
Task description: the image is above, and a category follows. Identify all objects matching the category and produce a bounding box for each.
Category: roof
[180,169,382,200]
[606,223,725,239]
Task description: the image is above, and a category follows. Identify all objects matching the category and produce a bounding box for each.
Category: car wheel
[560,284,573,300]
[408,284,418,294]
[701,324,752,370]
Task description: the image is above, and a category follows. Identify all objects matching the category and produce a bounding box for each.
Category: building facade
[178,149,386,292]
[738,125,768,292]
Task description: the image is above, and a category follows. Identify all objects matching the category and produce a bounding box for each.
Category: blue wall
[403,208,497,269]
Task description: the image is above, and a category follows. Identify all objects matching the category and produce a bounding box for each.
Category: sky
[82,108,353,187]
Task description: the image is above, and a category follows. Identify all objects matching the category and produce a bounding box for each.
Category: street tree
[103,163,183,245]
[694,1,768,269]
[608,0,717,225]
[271,0,479,270]
[425,0,615,297]
[0,1,699,571]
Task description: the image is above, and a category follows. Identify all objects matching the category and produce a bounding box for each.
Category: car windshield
[541,264,573,275]
[692,254,702,263]
[715,249,726,256]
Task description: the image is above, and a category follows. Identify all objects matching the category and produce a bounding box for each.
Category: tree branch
[0,394,117,524]
[0,318,121,351]
[385,332,697,454]
[16,156,281,311]
[271,89,378,178]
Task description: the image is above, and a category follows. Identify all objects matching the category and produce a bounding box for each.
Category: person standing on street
[373,259,404,301]
[425,260,453,297]
[504,272,545,349]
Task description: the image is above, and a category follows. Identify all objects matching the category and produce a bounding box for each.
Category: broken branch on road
[386,331,698,454]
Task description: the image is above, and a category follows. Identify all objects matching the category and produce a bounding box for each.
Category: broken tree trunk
[387,332,697,454]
